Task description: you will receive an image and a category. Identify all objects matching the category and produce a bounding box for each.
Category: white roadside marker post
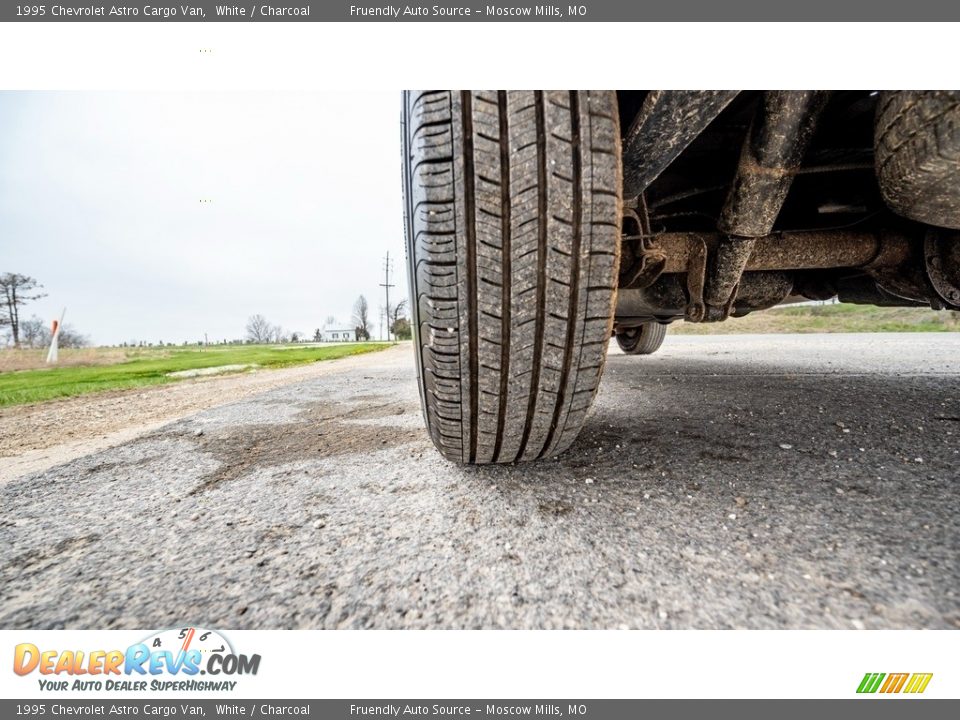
[46,308,66,364]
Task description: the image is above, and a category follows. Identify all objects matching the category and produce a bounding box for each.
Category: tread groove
[462,91,479,464]
[492,90,511,464]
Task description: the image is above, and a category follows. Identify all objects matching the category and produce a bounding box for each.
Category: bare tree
[352,295,371,341]
[18,316,46,348]
[54,324,89,349]
[245,314,273,343]
[0,273,47,347]
[18,315,88,348]
[271,324,287,344]
[389,298,407,329]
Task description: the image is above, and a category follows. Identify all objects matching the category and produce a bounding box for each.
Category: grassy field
[2,305,955,407]
[0,343,389,407]
[671,303,960,335]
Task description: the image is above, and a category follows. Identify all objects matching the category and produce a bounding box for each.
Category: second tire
[615,322,667,355]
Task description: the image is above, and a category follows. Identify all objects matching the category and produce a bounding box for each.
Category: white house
[321,324,357,342]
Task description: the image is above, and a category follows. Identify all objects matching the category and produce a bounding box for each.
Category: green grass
[671,303,960,335]
[0,343,388,408]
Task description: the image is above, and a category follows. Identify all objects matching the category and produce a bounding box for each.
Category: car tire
[875,90,960,229]
[615,322,666,355]
[402,90,622,464]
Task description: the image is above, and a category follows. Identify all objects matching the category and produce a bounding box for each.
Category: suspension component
[615,228,920,323]
[621,91,740,200]
[923,231,960,308]
[706,91,830,309]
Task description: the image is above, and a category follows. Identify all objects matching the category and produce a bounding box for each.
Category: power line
[380,251,395,342]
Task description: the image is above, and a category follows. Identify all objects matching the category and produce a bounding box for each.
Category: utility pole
[380,251,395,342]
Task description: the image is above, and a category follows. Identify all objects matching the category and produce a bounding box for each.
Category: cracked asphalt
[1,334,958,629]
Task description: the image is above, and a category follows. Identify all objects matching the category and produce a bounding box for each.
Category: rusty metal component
[834,275,930,308]
[616,275,688,324]
[646,230,913,275]
[728,272,793,317]
[615,271,793,325]
[704,238,754,308]
[619,202,666,289]
[620,244,666,290]
[621,91,740,200]
[719,91,831,237]
[707,91,830,307]
[924,231,960,307]
[684,236,709,321]
[615,228,922,323]
[871,264,938,306]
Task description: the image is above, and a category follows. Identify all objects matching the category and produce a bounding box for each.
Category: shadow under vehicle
[401,90,960,464]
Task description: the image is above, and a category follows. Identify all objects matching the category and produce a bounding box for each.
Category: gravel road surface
[2,334,958,629]
[0,347,395,479]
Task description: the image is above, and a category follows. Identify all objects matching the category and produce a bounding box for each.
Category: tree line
[245,294,411,344]
[1,271,412,350]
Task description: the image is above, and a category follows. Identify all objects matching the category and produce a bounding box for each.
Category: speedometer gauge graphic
[140,627,234,657]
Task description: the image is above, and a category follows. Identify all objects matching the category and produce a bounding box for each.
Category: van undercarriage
[402,90,960,464]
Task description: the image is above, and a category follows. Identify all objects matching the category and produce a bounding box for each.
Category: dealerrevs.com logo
[857,673,933,695]
[13,627,260,692]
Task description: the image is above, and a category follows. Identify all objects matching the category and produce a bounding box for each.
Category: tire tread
[403,90,620,464]
[875,90,960,229]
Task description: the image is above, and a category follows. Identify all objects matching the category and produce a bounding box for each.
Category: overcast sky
[0,91,406,345]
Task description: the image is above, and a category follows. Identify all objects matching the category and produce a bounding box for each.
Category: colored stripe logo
[857,672,933,694]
